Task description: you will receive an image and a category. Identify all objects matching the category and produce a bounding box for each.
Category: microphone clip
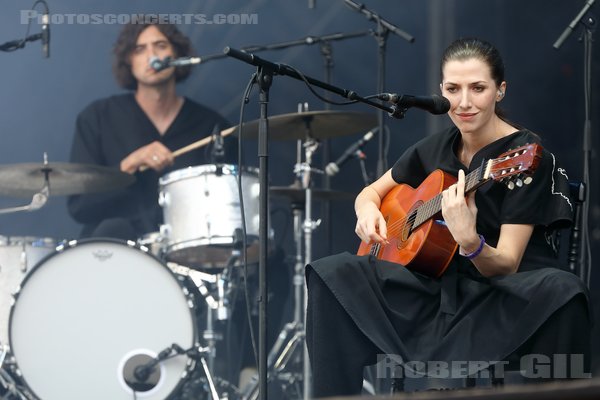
[210,131,225,164]
[388,104,407,119]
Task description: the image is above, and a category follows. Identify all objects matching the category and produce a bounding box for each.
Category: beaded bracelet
[459,234,485,260]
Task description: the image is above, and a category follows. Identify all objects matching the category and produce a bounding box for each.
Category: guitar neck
[413,160,491,228]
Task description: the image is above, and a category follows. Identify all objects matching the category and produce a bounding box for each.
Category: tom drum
[159,164,264,270]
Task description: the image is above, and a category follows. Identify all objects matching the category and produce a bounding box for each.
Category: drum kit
[0,110,376,400]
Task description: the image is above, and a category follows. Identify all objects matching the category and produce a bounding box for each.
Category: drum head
[9,240,197,400]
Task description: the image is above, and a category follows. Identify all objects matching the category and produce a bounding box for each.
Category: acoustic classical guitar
[357,143,543,278]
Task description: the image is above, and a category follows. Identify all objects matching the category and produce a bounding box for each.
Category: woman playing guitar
[306,38,591,397]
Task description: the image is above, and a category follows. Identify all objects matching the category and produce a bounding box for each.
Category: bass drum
[8,239,197,400]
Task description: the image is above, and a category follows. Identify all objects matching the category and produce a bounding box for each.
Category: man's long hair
[113,19,193,90]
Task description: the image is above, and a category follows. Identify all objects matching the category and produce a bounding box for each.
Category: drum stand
[242,138,321,400]
[167,255,238,400]
[0,347,34,400]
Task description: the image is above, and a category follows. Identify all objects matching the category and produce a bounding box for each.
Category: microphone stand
[224,47,405,400]
[1,0,49,54]
[198,30,374,64]
[343,0,415,176]
[0,33,44,52]
[256,64,273,400]
[553,0,596,287]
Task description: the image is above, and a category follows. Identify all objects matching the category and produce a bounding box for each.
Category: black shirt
[67,93,234,237]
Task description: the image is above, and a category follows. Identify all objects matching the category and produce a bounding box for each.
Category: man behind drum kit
[65,17,292,396]
[67,18,235,239]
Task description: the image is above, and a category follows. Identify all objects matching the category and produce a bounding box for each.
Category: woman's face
[440,58,505,135]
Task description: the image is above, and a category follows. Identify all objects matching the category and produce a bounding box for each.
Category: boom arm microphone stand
[343,0,415,176]
[0,33,43,52]
[1,0,49,55]
[197,30,374,64]
[553,0,596,287]
[224,46,406,400]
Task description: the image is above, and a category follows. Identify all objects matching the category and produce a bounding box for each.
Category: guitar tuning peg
[524,176,533,185]
[506,180,515,190]
[515,178,523,188]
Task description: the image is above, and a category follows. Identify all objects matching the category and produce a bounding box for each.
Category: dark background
[1,0,599,373]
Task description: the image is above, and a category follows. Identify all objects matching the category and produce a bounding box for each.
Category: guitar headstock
[485,143,543,189]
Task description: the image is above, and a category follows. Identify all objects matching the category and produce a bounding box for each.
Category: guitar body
[357,170,459,278]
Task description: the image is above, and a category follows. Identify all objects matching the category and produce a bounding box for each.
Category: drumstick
[139,126,237,172]
[172,125,236,157]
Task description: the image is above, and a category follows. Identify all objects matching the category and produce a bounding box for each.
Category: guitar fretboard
[412,162,488,229]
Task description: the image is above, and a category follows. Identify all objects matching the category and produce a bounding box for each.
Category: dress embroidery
[550,153,572,211]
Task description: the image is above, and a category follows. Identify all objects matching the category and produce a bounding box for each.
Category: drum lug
[19,245,28,274]
[158,190,169,207]
[160,224,171,238]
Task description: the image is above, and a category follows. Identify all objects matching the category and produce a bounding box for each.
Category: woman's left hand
[441,169,480,249]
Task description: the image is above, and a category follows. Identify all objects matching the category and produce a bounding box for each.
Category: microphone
[379,93,450,115]
[133,346,173,382]
[149,56,202,72]
[325,128,377,176]
[210,126,225,164]
[41,10,50,58]
[308,0,316,8]
[149,56,171,72]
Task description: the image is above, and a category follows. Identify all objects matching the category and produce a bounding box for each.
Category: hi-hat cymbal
[0,162,135,198]
[233,110,377,140]
[270,184,354,203]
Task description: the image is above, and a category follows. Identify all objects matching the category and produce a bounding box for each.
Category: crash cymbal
[270,184,354,203]
[0,162,135,198]
[233,110,377,140]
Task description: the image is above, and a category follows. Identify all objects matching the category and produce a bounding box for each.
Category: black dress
[306,127,591,397]
[67,93,234,238]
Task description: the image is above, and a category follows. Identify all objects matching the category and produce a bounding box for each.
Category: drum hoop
[158,163,258,186]
[8,237,198,324]
[7,237,199,400]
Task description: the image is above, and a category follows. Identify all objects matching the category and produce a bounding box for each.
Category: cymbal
[0,162,135,198]
[233,110,377,140]
[270,185,354,203]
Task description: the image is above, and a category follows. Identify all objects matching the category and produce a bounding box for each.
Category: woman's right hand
[354,169,397,245]
[355,202,388,244]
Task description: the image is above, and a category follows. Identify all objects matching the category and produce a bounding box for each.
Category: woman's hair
[113,20,193,90]
[440,37,505,88]
[440,38,512,122]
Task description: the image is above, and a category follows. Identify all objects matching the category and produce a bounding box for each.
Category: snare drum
[159,164,263,270]
[0,236,56,345]
[8,239,197,400]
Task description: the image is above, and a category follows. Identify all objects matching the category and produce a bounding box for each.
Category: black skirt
[307,251,589,375]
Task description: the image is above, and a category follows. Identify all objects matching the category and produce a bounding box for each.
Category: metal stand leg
[241,138,322,400]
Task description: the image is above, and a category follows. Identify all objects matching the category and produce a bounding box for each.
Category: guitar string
[373,155,525,240]
[382,177,473,237]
